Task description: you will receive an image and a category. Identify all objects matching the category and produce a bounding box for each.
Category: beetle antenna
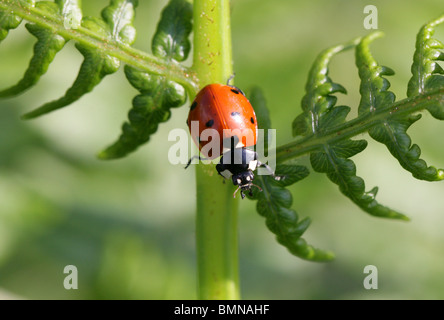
[227,73,236,86]
[251,183,263,192]
[233,185,241,198]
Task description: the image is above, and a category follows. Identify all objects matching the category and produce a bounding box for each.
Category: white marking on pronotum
[220,170,232,179]
[248,160,258,171]
[236,141,244,148]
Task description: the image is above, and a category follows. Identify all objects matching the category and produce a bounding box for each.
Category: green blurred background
[0,0,444,299]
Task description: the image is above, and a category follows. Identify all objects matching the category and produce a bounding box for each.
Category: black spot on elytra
[250,117,255,124]
[190,101,197,110]
[197,136,201,143]
[231,112,240,117]
[230,89,240,94]
[205,119,214,127]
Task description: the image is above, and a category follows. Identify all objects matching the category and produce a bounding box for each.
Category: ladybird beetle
[186,83,257,158]
[185,81,282,199]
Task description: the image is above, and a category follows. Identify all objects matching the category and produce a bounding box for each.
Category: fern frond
[356,32,444,181]
[248,87,334,261]
[98,0,192,159]
[22,0,137,119]
[249,165,335,261]
[295,40,408,220]
[0,0,34,42]
[0,1,70,98]
[408,15,444,119]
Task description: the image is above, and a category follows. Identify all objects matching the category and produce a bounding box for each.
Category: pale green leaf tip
[20,112,35,120]
[426,14,444,27]
[97,151,106,160]
[327,252,336,260]
[384,209,410,221]
[21,107,48,120]
[366,30,384,40]
[319,251,336,262]
[300,248,335,262]
[398,214,411,222]
[97,150,113,160]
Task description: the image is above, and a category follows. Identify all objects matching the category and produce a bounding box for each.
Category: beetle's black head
[232,170,255,199]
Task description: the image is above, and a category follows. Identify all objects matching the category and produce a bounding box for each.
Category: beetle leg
[257,161,285,181]
[185,155,209,169]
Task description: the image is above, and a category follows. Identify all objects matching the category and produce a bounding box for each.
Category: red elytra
[187,83,258,159]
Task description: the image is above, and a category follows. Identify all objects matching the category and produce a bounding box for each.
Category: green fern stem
[276,88,444,163]
[0,0,199,95]
[192,0,240,300]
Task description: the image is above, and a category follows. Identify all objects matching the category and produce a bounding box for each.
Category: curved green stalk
[192,0,239,300]
[275,88,444,163]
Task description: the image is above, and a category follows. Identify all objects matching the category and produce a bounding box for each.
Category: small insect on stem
[185,81,282,199]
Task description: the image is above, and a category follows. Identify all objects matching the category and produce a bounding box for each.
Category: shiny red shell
[187,84,258,159]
